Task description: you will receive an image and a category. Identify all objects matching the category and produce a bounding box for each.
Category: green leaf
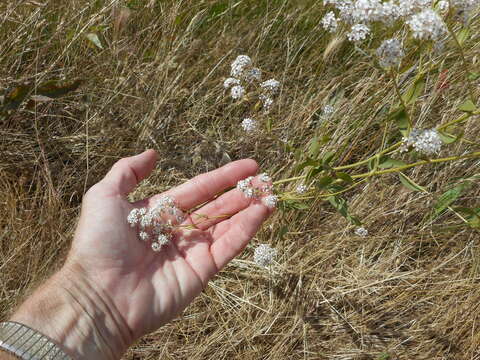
[458,99,477,112]
[85,33,104,49]
[378,157,407,169]
[280,199,310,211]
[368,156,380,172]
[438,131,460,144]
[402,76,425,105]
[398,172,427,192]
[296,158,320,172]
[316,176,334,189]
[468,72,480,81]
[335,172,353,183]
[454,207,480,229]
[36,79,83,98]
[457,27,470,46]
[327,195,361,226]
[306,166,324,182]
[431,186,464,220]
[266,117,272,132]
[327,195,348,217]
[322,151,335,167]
[390,106,409,136]
[308,136,321,158]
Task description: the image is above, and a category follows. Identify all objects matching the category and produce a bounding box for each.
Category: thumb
[100,149,158,195]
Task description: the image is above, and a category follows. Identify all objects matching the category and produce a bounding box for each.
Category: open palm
[67,150,271,341]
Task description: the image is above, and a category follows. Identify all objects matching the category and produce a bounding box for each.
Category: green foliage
[454,207,480,229]
[378,157,407,169]
[458,99,477,112]
[280,199,310,211]
[402,75,425,106]
[327,195,361,226]
[426,185,465,222]
[456,27,470,46]
[398,172,427,192]
[390,106,409,135]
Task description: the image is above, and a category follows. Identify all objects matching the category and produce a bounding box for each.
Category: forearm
[7,265,132,360]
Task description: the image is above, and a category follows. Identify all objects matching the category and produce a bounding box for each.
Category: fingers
[186,174,268,230]
[151,159,258,210]
[210,202,272,270]
[187,187,251,230]
[100,150,158,195]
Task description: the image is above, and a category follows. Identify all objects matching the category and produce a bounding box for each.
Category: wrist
[10,264,133,360]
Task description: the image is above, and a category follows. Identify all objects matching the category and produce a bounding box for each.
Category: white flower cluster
[322,0,449,42]
[347,23,370,42]
[355,227,368,237]
[406,9,446,40]
[400,128,442,155]
[296,183,308,194]
[323,105,335,117]
[236,173,278,208]
[127,195,185,252]
[376,38,404,68]
[321,11,339,32]
[223,54,281,113]
[241,118,257,132]
[253,244,277,267]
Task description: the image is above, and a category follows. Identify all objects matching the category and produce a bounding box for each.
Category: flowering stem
[351,151,480,179]
[391,68,413,130]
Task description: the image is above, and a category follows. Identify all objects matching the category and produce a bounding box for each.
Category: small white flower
[237,176,255,198]
[139,231,150,241]
[231,85,245,99]
[259,173,272,183]
[400,128,442,155]
[259,94,274,111]
[376,38,404,68]
[323,105,335,117]
[355,227,368,237]
[347,23,370,42]
[254,244,277,267]
[223,77,240,89]
[438,0,449,12]
[296,184,308,194]
[321,11,339,33]
[127,208,141,227]
[262,194,278,208]
[231,55,252,77]
[245,67,262,82]
[151,242,162,252]
[241,118,257,132]
[406,9,447,41]
[260,79,280,93]
[157,233,170,246]
[140,212,154,228]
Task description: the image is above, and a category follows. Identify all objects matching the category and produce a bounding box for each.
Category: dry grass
[1,1,480,359]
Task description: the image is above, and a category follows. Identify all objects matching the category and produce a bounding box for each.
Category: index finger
[151,159,259,210]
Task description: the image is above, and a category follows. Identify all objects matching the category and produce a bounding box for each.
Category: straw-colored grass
[1,1,479,359]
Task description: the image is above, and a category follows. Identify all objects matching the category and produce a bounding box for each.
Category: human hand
[10,150,272,360]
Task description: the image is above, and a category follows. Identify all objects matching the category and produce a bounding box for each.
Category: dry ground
[1,1,480,359]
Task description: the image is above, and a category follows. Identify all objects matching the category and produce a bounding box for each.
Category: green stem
[351,151,480,179]
[391,68,413,130]
[273,110,479,186]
